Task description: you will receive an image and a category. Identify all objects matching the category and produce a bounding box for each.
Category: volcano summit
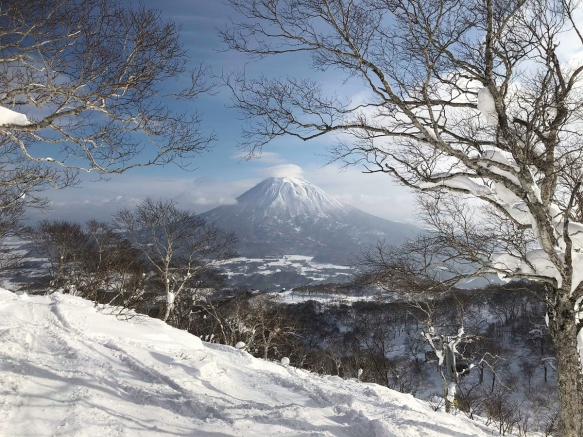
[201,176,417,264]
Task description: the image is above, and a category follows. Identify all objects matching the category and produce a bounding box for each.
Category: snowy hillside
[0,289,495,437]
[201,177,418,265]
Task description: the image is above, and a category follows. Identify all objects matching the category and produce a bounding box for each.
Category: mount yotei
[201,176,417,265]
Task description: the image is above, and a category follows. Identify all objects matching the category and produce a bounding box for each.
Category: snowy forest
[2,0,583,436]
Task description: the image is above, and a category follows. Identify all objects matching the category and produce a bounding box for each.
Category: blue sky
[28,0,415,224]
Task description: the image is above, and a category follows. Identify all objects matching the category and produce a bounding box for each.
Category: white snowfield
[0,289,493,437]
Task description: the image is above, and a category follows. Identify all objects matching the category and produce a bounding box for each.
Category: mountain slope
[201,177,417,264]
[0,289,495,436]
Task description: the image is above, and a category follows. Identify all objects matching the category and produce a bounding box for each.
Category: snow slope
[0,289,493,436]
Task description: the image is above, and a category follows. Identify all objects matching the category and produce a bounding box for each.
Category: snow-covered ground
[220,255,354,288]
[272,288,383,305]
[222,255,353,273]
[0,289,497,436]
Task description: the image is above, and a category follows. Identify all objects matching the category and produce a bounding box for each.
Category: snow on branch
[477,88,498,126]
[0,107,29,126]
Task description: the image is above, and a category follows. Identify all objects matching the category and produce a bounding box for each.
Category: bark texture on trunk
[163,302,172,323]
[162,276,172,323]
[549,294,583,437]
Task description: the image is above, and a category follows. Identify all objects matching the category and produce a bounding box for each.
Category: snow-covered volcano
[236,176,345,218]
[201,177,417,264]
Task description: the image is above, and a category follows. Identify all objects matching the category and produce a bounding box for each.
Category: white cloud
[231,151,286,164]
[26,162,416,225]
[256,164,304,178]
[25,175,261,224]
[301,165,417,223]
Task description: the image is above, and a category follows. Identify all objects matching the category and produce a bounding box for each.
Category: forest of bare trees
[221,0,583,434]
[1,0,583,435]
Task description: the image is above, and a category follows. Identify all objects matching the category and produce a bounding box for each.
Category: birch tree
[114,198,237,323]
[223,0,583,434]
[0,0,213,210]
[358,247,490,413]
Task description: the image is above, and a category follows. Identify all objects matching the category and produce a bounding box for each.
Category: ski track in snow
[0,289,493,436]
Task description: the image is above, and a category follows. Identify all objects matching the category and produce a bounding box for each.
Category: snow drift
[0,289,494,436]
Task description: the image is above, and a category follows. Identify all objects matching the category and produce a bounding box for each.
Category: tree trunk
[163,300,173,322]
[163,273,173,323]
[441,369,453,413]
[548,294,583,437]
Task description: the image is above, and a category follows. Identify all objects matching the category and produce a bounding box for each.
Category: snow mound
[0,289,494,436]
[0,106,29,126]
[477,87,497,126]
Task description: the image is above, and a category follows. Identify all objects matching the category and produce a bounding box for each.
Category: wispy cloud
[25,175,260,224]
[231,151,286,164]
[26,161,416,225]
[301,165,417,223]
[256,164,304,178]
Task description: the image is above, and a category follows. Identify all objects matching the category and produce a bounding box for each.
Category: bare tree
[0,199,26,272]
[350,307,401,387]
[114,198,237,323]
[222,0,583,433]
[366,265,490,412]
[170,267,226,331]
[27,219,148,307]
[82,220,148,308]
[28,219,89,291]
[249,295,298,360]
[0,0,213,210]
[418,306,474,412]
[483,384,522,436]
